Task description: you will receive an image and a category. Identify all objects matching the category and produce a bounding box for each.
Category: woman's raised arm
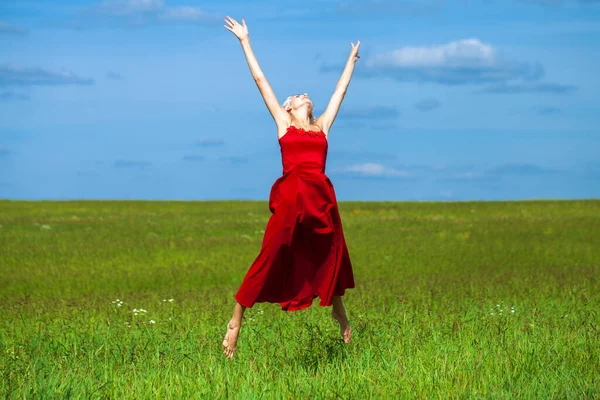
[316,40,360,135]
[224,16,289,128]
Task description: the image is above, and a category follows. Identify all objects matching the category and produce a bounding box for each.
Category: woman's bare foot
[331,308,352,343]
[222,302,246,359]
[222,319,241,359]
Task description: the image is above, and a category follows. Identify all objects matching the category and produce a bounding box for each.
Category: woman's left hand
[349,40,360,63]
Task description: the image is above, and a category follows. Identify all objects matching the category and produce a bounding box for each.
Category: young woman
[222,15,359,359]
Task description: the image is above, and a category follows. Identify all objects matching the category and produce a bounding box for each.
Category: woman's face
[289,93,313,112]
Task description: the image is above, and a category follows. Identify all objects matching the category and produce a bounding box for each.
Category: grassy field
[1,199,599,398]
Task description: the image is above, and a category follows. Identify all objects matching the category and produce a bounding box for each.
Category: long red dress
[234,124,356,311]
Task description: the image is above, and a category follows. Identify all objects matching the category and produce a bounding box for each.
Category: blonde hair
[282,95,315,124]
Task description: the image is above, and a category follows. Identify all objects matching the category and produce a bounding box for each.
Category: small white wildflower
[149,320,156,324]
[162,299,167,302]
[139,309,147,313]
[117,303,122,307]
[168,299,174,302]
[511,309,515,313]
[41,225,51,230]
[168,317,172,321]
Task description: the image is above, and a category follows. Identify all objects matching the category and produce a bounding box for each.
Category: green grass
[1,199,599,398]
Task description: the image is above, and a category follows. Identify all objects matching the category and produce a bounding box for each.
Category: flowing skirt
[234,170,356,311]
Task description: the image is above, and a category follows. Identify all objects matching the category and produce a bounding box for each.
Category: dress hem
[234,286,355,312]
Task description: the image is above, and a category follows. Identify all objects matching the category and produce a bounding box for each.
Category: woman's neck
[290,113,311,129]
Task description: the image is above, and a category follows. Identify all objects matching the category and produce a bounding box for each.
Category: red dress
[234,125,356,311]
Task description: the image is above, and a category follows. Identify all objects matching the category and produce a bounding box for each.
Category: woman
[222,15,359,359]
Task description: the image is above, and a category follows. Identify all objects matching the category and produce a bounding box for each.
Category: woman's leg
[222,301,247,359]
[331,295,352,343]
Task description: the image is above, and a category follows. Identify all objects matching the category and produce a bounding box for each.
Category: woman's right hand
[224,16,249,42]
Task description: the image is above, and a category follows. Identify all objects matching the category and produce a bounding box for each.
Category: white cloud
[159,6,212,22]
[321,38,565,88]
[337,162,413,178]
[365,38,498,69]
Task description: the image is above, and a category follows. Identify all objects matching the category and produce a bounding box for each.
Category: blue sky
[1,0,599,201]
